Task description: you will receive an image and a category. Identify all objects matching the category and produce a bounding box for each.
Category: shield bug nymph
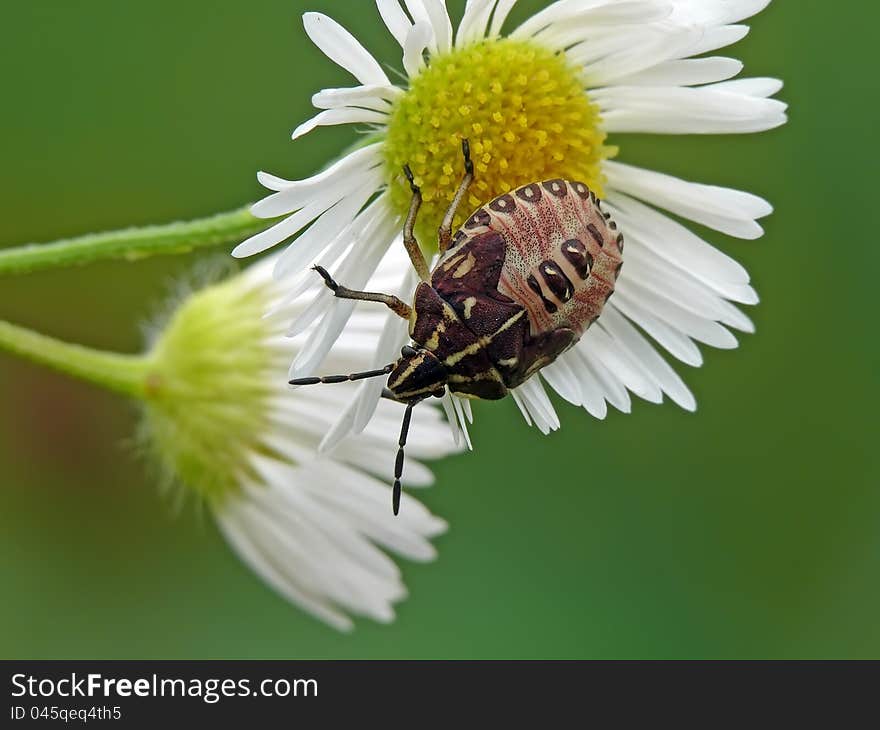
[291,140,624,514]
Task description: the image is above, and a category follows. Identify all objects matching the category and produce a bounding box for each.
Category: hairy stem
[0,319,152,399]
[0,206,271,277]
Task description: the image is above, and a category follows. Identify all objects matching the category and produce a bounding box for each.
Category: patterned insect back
[288,142,625,514]
[288,146,625,514]
[434,179,623,388]
[464,180,621,334]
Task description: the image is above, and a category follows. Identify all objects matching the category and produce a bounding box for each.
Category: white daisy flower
[233,0,785,439]
[142,245,458,631]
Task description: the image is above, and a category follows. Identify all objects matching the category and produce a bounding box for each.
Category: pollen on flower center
[384,37,613,248]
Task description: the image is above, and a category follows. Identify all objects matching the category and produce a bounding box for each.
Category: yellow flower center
[384,37,614,248]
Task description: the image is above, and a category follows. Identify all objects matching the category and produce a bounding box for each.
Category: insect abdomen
[456,179,623,339]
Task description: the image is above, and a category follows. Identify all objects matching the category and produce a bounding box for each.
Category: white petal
[582,346,632,413]
[236,161,383,260]
[711,77,784,98]
[513,0,612,38]
[352,266,417,434]
[272,176,381,281]
[612,290,703,366]
[215,503,354,631]
[489,0,519,36]
[377,0,412,48]
[579,325,662,403]
[594,83,787,135]
[604,194,753,301]
[440,393,464,447]
[450,395,473,449]
[255,143,380,194]
[320,263,415,451]
[240,475,400,621]
[669,0,770,26]
[605,161,773,239]
[233,198,331,258]
[312,85,398,112]
[616,277,739,349]
[610,56,743,87]
[403,21,433,78]
[295,459,447,559]
[303,12,390,86]
[252,158,381,220]
[599,306,697,411]
[541,356,584,406]
[418,0,453,52]
[578,22,702,87]
[292,107,388,141]
[551,348,609,417]
[289,208,399,380]
[460,398,474,424]
[456,0,496,46]
[511,377,560,434]
[690,24,749,54]
[620,244,750,326]
[531,2,676,57]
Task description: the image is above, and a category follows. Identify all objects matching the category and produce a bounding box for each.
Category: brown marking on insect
[561,238,593,279]
[489,194,515,214]
[423,320,446,350]
[441,251,467,271]
[539,260,574,303]
[527,273,558,314]
[465,209,491,229]
[515,183,543,204]
[586,223,605,248]
[452,252,477,278]
[542,179,567,198]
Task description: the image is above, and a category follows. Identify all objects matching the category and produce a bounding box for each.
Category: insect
[291,140,624,514]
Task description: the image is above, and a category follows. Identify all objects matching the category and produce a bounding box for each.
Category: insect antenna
[289,363,396,386]
[393,400,418,516]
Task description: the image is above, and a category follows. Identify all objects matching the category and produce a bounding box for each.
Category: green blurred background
[1,1,877,659]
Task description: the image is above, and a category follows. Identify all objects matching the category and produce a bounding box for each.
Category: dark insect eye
[401,345,418,358]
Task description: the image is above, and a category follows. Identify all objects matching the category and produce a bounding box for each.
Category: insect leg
[289,362,396,387]
[392,401,416,516]
[438,139,474,253]
[313,265,411,319]
[402,165,432,282]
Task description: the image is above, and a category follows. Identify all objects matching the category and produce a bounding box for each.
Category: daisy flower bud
[139,246,460,631]
[234,0,785,440]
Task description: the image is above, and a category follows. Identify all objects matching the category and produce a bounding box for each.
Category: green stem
[0,206,272,277]
[0,319,152,398]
